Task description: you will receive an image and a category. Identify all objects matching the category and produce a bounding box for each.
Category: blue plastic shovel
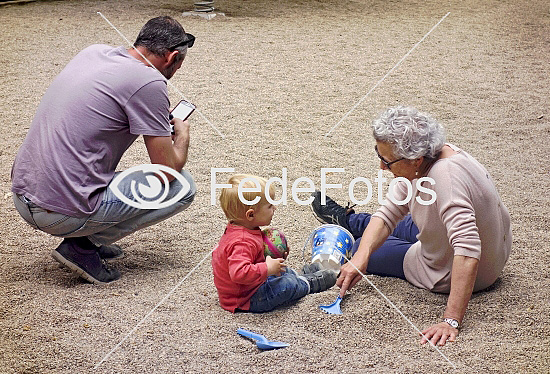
[237,329,289,350]
[319,295,343,315]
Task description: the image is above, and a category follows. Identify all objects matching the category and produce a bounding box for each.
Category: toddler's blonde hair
[220,174,275,221]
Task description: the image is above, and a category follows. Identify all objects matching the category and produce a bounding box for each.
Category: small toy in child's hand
[262,228,289,259]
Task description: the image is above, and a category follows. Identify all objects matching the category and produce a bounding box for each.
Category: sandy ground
[0,0,549,373]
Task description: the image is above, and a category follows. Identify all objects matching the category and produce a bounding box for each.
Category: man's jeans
[248,268,310,313]
[13,170,196,246]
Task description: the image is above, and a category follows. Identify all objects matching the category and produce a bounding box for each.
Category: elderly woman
[311,106,511,346]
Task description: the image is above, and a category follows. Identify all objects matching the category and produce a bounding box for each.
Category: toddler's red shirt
[211,224,268,312]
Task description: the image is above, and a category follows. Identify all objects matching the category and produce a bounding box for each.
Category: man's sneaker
[51,239,120,284]
[301,262,323,275]
[59,238,124,260]
[310,190,355,233]
[97,244,125,260]
[303,269,338,294]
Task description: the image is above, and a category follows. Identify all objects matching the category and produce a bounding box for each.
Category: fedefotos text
[211,168,437,206]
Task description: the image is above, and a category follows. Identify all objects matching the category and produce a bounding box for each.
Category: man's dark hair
[134,16,188,57]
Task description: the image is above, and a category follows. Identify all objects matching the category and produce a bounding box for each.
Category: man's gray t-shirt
[11,45,172,217]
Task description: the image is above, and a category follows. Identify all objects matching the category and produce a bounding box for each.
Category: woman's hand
[421,255,478,347]
[420,322,458,346]
[337,217,390,297]
[336,256,367,297]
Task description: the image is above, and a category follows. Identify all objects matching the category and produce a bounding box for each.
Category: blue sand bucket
[302,224,355,271]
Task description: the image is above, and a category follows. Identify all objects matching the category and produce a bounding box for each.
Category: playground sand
[0,0,548,373]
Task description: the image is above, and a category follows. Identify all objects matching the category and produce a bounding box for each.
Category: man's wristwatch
[443,318,460,329]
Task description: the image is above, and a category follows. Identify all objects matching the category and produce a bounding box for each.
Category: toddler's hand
[266,255,286,276]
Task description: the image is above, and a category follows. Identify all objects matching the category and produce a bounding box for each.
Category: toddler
[212,174,337,313]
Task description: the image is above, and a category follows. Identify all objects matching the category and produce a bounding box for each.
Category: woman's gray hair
[372,106,446,159]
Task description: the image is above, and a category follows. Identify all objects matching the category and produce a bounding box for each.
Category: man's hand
[266,256,286,276]
[171,118,190,139]
[420,322,458,346]
[336,257,367,297]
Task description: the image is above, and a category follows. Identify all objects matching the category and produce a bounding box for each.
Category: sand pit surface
[0,0,549,372]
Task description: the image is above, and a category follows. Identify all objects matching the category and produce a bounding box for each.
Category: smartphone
[170,99,196,121]
[169,100,195,134]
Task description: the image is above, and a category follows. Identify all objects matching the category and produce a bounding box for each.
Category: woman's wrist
[442,317,460,329]
[443,312,462,325]
[351,245,370,270]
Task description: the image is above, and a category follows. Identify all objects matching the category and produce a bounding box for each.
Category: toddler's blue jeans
[248,268,310,313]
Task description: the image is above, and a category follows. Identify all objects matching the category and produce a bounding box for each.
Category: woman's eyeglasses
[375,145,405,170]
